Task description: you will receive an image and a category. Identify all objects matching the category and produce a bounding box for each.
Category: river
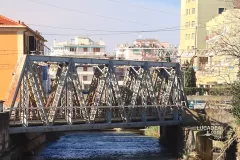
[23,131,176,160]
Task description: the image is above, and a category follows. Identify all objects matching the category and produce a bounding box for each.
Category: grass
[144,126,160,138]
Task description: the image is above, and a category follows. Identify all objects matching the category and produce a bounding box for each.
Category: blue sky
[1,0,181,52]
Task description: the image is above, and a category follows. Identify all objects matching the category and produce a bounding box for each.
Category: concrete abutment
[0,101,10,157]
[159,125,213,160]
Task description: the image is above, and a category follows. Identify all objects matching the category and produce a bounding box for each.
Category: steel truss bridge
[7,55,188,134]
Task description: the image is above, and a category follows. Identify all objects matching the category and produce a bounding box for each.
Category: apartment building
[115,39,177,62]
[180,0,234,52]
[196,9,240,86]
[50,37,107,90]
[51,37,106,57]
[0,14,47,100]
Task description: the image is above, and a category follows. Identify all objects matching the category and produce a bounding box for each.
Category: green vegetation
[144,126,160,138]
[183,67,196,88]
[183,150,200,160]
[184,87,207,96]
[184,87,232,96]
[208,87,231,96]
[182,62,197,88]
[231,82,240,122]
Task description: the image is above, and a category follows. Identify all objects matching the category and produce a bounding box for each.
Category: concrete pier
[159,125,185,157]
[159,126,213,160]
[0,101,10,157]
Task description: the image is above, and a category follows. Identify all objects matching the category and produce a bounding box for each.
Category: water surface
[29,131,175,160]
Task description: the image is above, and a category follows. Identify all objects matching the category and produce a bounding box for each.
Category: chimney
[0,100,5,112]
[18,20,21,24]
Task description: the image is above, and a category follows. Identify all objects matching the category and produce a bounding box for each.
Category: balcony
[55,41,105,47]
[28,45,51,55]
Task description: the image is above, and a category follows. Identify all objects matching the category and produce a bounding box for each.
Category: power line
[27,22,213,36]
[105,0,180,15]
[27,24,181,33]
[105,0,213,19]
[40,26,212,36]
[41,29,181,36]
[27,0,153,26]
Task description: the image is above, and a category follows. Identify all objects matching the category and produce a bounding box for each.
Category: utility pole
[195,25,197,56]
[194,24,198,70]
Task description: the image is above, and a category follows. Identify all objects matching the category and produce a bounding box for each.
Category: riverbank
[143,126,160,138]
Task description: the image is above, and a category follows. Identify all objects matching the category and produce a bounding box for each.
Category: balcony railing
[29,45,51,55]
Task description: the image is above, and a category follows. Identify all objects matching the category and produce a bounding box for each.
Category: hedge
[184,87,231,96]
[184,87,208,96]
[208,87,231,96]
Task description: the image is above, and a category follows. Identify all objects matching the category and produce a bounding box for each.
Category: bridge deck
[9,120,180,134]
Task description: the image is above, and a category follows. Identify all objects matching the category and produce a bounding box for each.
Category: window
[192,46,194,50]
[192,33,195,39]
[188,34,190,40]
[84,84,90,90]
[219,8,224,14]
[93,48,100,52]
[83,76,88,81]
[192,8,195,14]
[70,47,76,52]
[192,21,195,27]
[83,66,88,71]
[186,9,188,15]
[83,48,88,52]
[186,22,189,28]
[29,36,36,53]
[187,46,190,50]
[185,34,188,40]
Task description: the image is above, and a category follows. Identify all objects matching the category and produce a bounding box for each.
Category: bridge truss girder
[9,55,187,127]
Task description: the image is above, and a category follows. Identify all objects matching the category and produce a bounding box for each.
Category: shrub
[208,87,231,96]
[184,87,231,96]
[184,87,209,96]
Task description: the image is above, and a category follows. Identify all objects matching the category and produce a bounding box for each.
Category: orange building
[0,14,46,102]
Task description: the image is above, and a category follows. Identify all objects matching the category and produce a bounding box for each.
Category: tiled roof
[0,14,22,25]
[0,14,45,40]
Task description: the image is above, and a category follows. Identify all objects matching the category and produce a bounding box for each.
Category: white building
[49,37,107,90]
[115,39,177,62]
[51,37,106,57]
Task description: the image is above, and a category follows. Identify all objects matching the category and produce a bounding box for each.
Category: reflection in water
[29,132,175,160]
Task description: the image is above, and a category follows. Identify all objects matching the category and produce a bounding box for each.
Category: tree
[207,8,240,159]
[185,67,197,87]
[182,61,197,87]
[232,82,240,121]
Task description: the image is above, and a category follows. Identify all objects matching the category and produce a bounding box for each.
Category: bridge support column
[196,132,213,160]
[159,125,184,157]
[184,128,213,160]
[0,101,9,156]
